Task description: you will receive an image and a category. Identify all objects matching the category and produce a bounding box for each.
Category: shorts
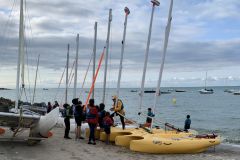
[75,117,82,126]
[104,126,111,134]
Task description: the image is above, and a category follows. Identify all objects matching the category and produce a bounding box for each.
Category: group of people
[62,96,125,145]
[60,95,192,145]
[47,101,59,113]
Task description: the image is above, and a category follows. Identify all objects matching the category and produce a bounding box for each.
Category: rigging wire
[25,0,36,103]
[1,0,17,49]
[59,60,75,105]
[79,53,93,99]
[53,66,66,101]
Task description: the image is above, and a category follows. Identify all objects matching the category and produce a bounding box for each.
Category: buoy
[0,128,5,135]
[172,98,176,105]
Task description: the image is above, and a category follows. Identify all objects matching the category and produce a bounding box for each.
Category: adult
[53,101,59,109]
[110,95,125,130]
[86,99,98,145]
[47,102,52,113]
[72,98,84,140]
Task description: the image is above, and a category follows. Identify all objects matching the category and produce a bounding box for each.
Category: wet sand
[0,127,239,160]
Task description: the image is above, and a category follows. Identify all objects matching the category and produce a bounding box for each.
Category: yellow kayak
[115,128,193,147]
[130,135,220,154]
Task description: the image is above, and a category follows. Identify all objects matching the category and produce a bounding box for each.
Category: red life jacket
[103,116,113,126]
[86,105,98,124]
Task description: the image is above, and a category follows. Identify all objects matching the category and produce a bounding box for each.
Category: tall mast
[115,7,130,107]
[139,0,160,112]
[151,0,173,130]
[92,22,97,99]
[32,54,40,104]
[65,44,70,104]
[15,0,24,109]
[102,9,112,103]
[73,34,79,99]
[205,71,207,89]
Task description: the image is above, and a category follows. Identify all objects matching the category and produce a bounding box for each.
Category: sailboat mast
[151,0,173,131]
[102,9,112,103]
[15,0,24,109]
[139,0,160,112]
[92,22,97,99]
[73,34,79,99]
[205,71,207,89]
[115,7,130,106]
[65,44,70,104]
[32,54,40,104]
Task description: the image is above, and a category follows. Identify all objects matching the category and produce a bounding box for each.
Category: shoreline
[0,127,239,160]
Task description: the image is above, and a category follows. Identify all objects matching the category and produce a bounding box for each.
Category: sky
[0,0,240,88]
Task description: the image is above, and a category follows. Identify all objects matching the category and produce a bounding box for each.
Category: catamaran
[0,0,59,144]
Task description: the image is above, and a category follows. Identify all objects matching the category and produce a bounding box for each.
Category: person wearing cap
[110,95,125,130]
[72,98,84,140]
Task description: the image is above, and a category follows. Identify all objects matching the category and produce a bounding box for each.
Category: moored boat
[199,88,214,94]
[233,91,240,95]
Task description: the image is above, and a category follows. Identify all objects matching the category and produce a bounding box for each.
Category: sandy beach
[0,127,239,160]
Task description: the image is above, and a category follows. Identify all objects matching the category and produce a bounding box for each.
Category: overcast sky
[0,0,240,88]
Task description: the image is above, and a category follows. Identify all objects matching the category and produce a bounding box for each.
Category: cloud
[0,0,239,88]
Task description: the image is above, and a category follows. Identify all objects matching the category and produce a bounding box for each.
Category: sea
[0,86,240,146]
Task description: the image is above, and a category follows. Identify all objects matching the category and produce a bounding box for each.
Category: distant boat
[224,89,235,93]
[130,90,138,92]
[144,90,171,94]
[43,88,48,90]
[233,91,240,95]
[160,91,171,94]
[144,90,155,93]
[199,72,213,94]
[175,89,186,92]
[199,88,214,94]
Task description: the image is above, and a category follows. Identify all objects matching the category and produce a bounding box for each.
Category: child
[184,115,191,132]
[145,108,155,127]
[103,112,113,144]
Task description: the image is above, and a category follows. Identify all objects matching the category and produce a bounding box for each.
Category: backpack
[62,106,73,118]
[69,106,73,116]
[62,109,67,118]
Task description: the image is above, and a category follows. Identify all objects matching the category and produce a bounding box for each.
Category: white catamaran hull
[30,107,59,137]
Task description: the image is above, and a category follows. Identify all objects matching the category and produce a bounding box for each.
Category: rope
[12,108,24,137]
[79,53,93,99]
[84,47,106,111]
[79,53,93,98]
[54,66,66,101]
[1,0,17,50]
